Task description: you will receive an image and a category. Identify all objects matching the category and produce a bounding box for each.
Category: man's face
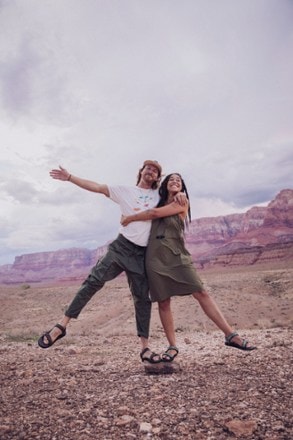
[141,165,160,184]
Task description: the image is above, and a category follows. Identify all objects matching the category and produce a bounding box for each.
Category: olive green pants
[65,234,151,338]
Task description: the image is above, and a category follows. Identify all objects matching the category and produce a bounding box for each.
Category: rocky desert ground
[0,264,292,439]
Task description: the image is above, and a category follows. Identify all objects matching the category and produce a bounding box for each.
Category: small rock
[225,419,257,437]
[67,347,78,355]
[151,418,161,426]
[139,422,152,433]
[117,406,131,415]
[144,361,181,374]
[115,415,134,426]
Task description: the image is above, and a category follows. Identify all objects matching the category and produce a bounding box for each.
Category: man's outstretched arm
[50,165,110,197]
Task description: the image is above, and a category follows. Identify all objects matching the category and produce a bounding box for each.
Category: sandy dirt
[0,265,292,439]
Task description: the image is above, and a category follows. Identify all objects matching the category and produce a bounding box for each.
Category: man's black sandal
[140,348,161,363]
[38,323,66,349]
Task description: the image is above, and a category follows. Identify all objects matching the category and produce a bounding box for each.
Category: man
[38,160,171,363]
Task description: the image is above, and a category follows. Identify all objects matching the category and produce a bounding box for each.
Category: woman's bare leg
[192,290,254,347]
[158,298,180,359]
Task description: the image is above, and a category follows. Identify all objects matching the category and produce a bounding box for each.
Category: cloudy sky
[0,0,292,265]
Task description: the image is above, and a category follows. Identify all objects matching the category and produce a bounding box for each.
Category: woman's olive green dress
[145,214,204,302]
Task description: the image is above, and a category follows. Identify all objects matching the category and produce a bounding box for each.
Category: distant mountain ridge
[186,188,293,268]
[1,189,292,284]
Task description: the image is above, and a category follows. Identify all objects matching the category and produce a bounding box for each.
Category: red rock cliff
[0,189,292,283]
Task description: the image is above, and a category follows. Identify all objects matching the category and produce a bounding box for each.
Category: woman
[121,173,256,361]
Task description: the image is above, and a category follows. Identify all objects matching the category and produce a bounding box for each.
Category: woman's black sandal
[225,332,256,351]
[140,348,161,363]
[38,323,66,349]
[162,346,179,362]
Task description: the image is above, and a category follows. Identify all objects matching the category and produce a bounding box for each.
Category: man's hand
[50,165,71,181]
[174,192,188,206]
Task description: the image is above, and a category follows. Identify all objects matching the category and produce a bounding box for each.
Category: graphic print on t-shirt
[134,190,155,211]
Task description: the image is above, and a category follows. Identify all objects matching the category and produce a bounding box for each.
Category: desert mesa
[0,188,292,284]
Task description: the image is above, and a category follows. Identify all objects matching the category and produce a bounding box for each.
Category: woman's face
[167,174,182,193]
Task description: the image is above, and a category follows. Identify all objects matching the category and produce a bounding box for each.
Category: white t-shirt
[108,185,160,246]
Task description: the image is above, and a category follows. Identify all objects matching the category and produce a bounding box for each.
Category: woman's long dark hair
[157,173,191,225]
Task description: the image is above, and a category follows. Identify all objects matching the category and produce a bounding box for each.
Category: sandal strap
[225,332,239,343]
[43,332,53,345]
[166,345,179,353]
[140,347,161,363]
[140,347,150,358]
[149,352,159,361]
[162,346,179,362]
[162,352,173,361]
[55,323,66,334]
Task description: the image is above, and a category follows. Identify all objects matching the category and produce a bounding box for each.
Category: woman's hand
[121,215,132,226]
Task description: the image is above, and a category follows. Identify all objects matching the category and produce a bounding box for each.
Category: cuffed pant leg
[65,249,123,319]
[126,271,151,339]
